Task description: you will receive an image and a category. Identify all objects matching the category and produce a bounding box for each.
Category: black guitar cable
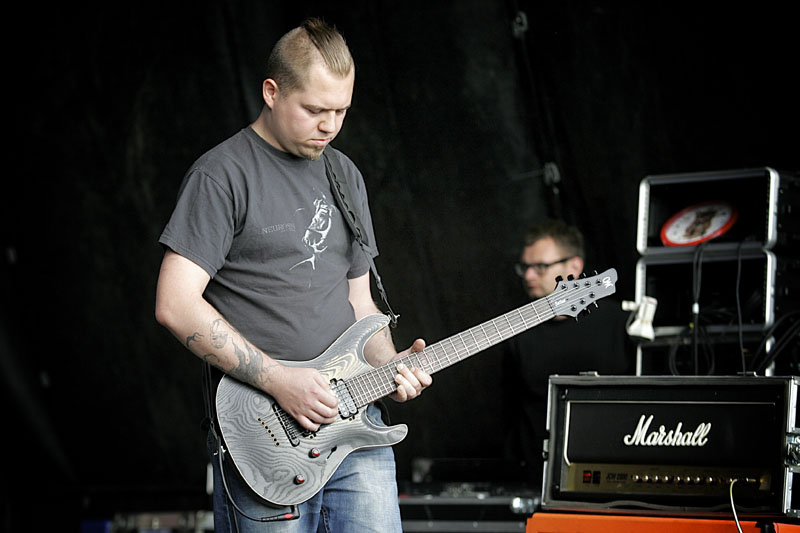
[735,242,746,375]
[752,316,800,374]
[667,321,716,376]
[203,363,300,530]
[691,242,709,375]
[213,438,300,526]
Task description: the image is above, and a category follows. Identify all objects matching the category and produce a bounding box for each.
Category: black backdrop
[4,1,798,528]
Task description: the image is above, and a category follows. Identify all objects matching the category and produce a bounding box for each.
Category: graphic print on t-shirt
[290,191,337,272]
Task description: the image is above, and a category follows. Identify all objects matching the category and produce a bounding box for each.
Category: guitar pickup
[332,379,358,418]
[273,403,302,446]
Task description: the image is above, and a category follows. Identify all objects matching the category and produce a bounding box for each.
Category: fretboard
[345,296,556,407]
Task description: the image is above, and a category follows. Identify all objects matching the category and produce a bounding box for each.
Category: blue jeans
[209,405,402,532]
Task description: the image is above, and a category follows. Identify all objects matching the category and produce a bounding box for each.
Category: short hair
[265,18,354,94]
[523,219,585,259]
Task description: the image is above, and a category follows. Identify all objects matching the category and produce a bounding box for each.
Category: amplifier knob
[653,475,661,483]
[632,474,641,483]
[642,475,651,483]
[694,476,702,485]
[706,476,715,485]
[676,476,683,484]
[662,475,671,483]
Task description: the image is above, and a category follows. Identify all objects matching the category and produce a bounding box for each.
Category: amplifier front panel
[542,376,797,517]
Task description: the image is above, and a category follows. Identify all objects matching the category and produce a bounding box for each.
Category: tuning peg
[592,270,598,276]
[567,274,574,281]
[580,272,587,278]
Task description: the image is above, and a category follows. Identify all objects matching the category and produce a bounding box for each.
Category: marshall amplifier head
[541,375,799,518]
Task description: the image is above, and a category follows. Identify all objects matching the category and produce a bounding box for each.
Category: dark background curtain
[4,1,797,528]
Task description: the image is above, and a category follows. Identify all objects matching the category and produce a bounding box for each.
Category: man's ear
[262,78,279,109]
[568,256,585,277]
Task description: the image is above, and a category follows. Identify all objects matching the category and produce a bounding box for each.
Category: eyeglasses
[514,256,573,277]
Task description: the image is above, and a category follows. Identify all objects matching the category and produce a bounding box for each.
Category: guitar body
[215,313,408,507]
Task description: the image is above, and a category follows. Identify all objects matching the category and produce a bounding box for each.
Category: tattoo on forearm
[210,319,228,349]
[186,332,204,348]
[203,353,222,365]
[231,339,272,387]
[186,318,279,389]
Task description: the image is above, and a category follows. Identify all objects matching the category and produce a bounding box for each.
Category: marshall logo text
[622,414,711,447]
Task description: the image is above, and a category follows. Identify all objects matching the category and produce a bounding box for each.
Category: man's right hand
[269,365,339,432]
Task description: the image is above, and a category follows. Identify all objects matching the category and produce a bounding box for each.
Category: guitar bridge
[332,379,358,418]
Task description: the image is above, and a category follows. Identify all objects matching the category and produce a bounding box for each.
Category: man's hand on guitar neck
[389,338,432,403]
[349,272,433,403]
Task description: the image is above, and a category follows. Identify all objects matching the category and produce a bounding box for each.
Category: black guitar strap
[323,151,400,327]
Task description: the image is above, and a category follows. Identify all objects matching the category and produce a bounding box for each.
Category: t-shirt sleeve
[158,168,235,278]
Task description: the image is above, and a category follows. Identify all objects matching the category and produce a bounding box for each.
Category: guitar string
[346,277,610,406]
[353,283,587,403]
[348,298,554,404]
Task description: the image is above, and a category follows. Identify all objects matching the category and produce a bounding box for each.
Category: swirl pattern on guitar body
[216,313,409,506]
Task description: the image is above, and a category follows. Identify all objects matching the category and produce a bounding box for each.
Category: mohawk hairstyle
[265,17,354,94]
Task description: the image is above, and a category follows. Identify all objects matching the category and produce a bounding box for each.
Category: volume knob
[294,474,306,485]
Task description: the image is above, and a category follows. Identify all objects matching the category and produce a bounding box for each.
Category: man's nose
[318,112,337,133]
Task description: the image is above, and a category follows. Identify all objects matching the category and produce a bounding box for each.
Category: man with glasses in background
[503,219,632,490]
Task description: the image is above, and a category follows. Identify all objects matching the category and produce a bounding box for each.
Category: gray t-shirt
[159,127,377,361]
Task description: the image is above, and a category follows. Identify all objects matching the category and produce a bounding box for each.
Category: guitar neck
[346,297,556,407]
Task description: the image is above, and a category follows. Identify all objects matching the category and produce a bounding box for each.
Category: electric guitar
[216,268,618,506]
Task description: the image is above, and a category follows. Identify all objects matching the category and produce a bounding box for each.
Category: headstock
[545,268,618,318]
